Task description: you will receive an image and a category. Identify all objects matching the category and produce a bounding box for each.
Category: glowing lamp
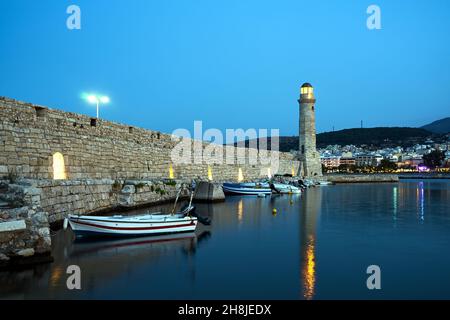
[100,96,110,103]
[84,93,110,118]
[87,95,98,103]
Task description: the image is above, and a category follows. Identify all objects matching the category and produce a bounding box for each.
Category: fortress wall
[0,97,299,222]
[34,179,187,223]
[0,97,299,182]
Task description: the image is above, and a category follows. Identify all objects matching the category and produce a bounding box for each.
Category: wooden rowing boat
[65,205,198,238]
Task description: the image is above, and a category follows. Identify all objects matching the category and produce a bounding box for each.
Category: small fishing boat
[65,206,197,238]
[65,187,203,238]
[222,182,272,196]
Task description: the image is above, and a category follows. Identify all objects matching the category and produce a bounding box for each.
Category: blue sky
[0,0,449,136]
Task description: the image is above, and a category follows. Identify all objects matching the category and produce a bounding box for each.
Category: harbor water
[1,179,449,299]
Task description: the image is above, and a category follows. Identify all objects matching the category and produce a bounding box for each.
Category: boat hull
[68,214,198,237]
[271,183,302,194]
[222,183,272,195]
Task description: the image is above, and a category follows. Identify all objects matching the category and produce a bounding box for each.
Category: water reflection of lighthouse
[300,188,322,300]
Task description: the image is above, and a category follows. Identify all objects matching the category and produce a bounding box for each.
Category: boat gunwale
[69,219,197,231]
[68,214,197,224]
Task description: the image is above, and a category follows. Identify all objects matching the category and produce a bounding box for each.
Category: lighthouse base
[300,153,323,178]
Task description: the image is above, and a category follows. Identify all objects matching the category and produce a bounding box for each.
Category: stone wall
[0,96,299,182]
[0,180,52,267]
[31,178,189,223]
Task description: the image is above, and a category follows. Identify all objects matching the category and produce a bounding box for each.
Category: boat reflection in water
[0,224,211,299]
[71,232,197,260]
[299,188,322,300]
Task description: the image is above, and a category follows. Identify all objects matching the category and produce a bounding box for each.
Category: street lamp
[86,94,110,118]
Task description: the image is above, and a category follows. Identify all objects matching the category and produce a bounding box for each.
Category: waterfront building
[320,156,341,168]
[340,157,356,166]
[355,154,383,167]
[341,151,353,158]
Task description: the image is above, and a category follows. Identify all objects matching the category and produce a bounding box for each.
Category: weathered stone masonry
[0,96,299,219]
[0,96,299,266]
[0,180,52,267]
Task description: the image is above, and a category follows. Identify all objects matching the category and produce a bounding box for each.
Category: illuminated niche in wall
[207,165,213,181]
[169,164,174,179]
[237,168,244,182]
[53,152,66,180]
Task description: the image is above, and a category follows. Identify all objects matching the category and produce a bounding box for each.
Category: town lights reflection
[393,186,398,220]
[418,182,425,221]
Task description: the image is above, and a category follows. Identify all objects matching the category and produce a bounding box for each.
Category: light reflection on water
[302,236,316,300]
[0,179,449,299]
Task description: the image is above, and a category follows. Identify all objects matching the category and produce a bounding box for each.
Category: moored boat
[270,183,302,194]
[65,186,201,238]
[317,181,333,186]
[222,182,272,195]
[66,207,197,238]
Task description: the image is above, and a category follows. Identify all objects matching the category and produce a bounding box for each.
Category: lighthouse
[298,83,322,177]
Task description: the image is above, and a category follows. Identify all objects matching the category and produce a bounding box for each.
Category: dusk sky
[1,0,449,137]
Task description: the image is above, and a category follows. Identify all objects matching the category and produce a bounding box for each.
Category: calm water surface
[1,179,449,299]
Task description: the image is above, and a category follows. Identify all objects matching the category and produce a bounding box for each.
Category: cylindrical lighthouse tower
[298,83,322,177]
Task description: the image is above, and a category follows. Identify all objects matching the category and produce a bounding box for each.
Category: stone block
[0,219,27,233]
[121,184,135,194]
[193,181,225,202]
[16,248,35,257]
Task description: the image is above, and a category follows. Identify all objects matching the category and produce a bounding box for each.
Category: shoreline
[325,173,399,183]
[325,173,450,183]
[398,173,450,180]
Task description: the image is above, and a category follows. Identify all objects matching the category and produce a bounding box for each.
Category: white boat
[65,186,210,238]
[317,181,333,186]
[270,183,302,194]
[222,183,272,195]
[303,179,316,187]
[66,208,198,238]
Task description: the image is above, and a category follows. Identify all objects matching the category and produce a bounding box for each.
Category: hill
[316,127,432,148]
[421,117,450,134]
[232,127,434,152]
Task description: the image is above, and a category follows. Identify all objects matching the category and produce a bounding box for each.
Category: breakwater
[325,174,399,183]
[399,173,450,180]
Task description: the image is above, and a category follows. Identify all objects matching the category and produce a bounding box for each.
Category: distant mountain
[232,127,434,152]
[316,127,432,148]
[421,117,450,134]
